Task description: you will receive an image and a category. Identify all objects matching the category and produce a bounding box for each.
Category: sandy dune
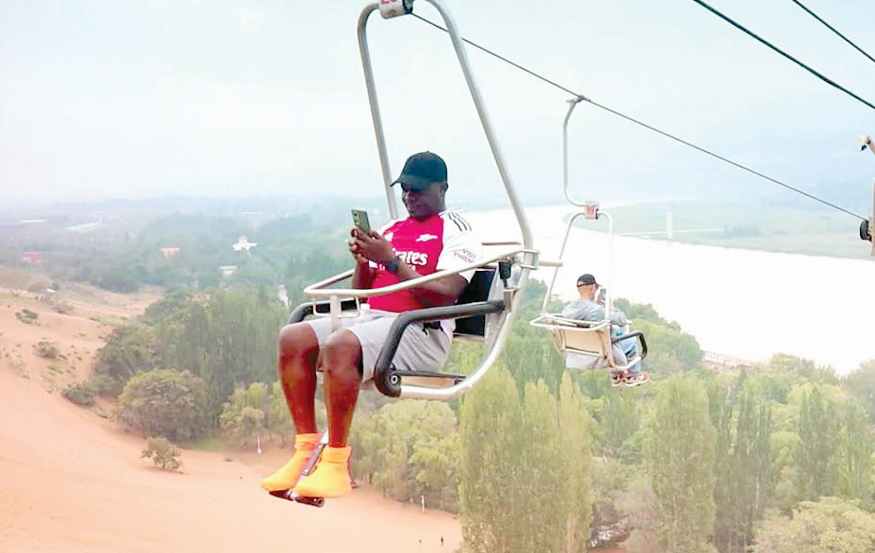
[0,286,461,553]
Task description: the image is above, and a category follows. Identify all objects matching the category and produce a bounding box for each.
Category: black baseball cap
[391,152,447,191]
[576,273,597,287]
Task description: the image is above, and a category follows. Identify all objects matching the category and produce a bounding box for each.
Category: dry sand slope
[0,287,460,553]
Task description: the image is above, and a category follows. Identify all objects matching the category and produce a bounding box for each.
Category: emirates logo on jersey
[416,233,438,242]
[396,251,429,266]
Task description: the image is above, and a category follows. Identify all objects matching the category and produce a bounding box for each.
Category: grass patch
[189,436,225,452]
[89,314,126,327]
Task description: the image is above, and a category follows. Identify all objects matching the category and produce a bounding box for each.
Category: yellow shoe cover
[260,433,320,491]
[292,446,352,498]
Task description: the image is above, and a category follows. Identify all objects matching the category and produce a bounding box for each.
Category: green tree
[518,380,565,553]
[768,353,838,384]
[93,324,158,395]
[634,320,702,376]
[218,382,271,446]
[556,373,594,553]
[751,497,875,553]
[795,385,840,500]
[645,375,717,553]
[600,389,641,462]
[152,289,286,422]
[458,363,524,553]
[116,369,208,442]
[835,400,874,503]
[351,399,458,506]
[709,373,773,553]
[842,360,875,422]
[769,431,802,512]
[267,381,294,446]
[141,436,182,471]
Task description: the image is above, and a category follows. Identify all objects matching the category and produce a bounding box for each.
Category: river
[466,205,875,375]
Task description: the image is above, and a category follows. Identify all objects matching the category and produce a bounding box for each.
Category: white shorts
[303,308,452,382]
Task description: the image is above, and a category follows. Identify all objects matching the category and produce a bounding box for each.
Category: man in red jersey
[261,152,481,498]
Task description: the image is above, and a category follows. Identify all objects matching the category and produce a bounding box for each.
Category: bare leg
[277,323,320,434]
[318,329,363,448]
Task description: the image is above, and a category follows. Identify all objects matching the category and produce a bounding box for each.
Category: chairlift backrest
[556,323,612,357]
[453,267,496,340]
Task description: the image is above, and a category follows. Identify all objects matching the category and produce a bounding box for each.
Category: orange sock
[292,446,352,498]
[260,433,320,492]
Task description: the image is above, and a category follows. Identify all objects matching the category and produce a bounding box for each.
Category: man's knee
[278,323,319,359]
[320,330,362,376]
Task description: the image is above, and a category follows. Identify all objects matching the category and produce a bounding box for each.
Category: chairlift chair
[529,98,648,372]
[288,0,538,400]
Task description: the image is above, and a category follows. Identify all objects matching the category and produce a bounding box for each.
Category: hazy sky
[2,0,875,212]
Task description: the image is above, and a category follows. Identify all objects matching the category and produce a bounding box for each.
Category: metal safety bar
[303,247,522,300]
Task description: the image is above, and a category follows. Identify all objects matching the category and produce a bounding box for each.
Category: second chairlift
[529,97,649,374]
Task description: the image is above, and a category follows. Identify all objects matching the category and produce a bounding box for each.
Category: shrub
[34,340,60,359]
[141,436,182,471]
[51,300,73,314]
[15,309,38,324]
[62,382,96,406]
[87,374,116,395]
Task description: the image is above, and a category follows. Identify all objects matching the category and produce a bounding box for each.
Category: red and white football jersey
[368,210,482,314]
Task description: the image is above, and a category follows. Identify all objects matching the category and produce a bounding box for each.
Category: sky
[1,0,875,213]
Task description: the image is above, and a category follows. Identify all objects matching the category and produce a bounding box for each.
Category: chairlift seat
[287,264,510,395]
[531,314,648,372]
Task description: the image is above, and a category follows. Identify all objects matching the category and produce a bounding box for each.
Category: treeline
[16,209,354,295]
[67,288,287,427]
[66,276,875,553]
[346,281,875,553]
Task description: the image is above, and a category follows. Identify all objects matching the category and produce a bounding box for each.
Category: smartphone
[351,209,371,234]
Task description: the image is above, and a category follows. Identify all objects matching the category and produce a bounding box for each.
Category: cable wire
[689,0,875,112]
[411,13,867,221]
[789,0,875,67]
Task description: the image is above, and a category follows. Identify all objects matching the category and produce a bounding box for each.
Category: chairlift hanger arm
[357,0,533,250]
[348,0,534,401]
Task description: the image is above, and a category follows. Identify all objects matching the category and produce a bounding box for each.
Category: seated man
[561,273,650,387]
[262,152,482,498]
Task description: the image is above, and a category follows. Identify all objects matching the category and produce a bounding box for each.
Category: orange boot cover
[260,433,320,491]
[292,446,352,498]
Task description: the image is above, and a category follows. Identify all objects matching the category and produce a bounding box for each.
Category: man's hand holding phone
[349,209,394,265]
[350,228,394,264]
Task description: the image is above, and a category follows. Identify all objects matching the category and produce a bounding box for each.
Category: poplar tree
[645,375,718,553]
[458,363,524,553]
[835,400,874,503]
[795,385,839,500]
[710,374,772,553]
[557,373,594,553]
[518,380,565,553]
